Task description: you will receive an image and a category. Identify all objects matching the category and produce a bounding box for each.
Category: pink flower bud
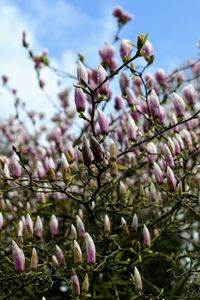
[132,213,138,232]
[149,90,161,119]
[50,215,59,236]
[114,96,124,110]
[12,240,25,272]
[56,245,65,265]
[99,44,115,63]
[89,135,104,163]
[167,137,175,155]
[120,39,132,60]
[141,40,154,60]
[167,166,177,191]
[34,216,44,238]
[74,87,86,113]
[182,84,197,105]
[143,225,151,247]
[61,153,70,181]
[36,161,45,178]
[10,154,21,178]
[30,248,38,270]
[71,273,80,296]
[85,232,96,265]
[175,133,184,150]
[0,212,3,230]
[127,114,138,142]
[73,240,83,265]
[180,129,193,148]
[126,87,137,106]
[173,92,185,118]
[82,135,94,167]
[163,144,174,168]
[97,65,109,95]
[146,142,157,166]
[134,266,143,291]
[76,215,85,238]
[153,162,163,185]
[104,214,111,233]
[77,61,88,84]
[26,213,33,237]
[97,109,109,135]
[155,68,167,85]
[47,157,56,181]
[172,137,181,155]
[119,72,130,95]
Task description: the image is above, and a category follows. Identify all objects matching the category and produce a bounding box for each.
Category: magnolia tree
[0,6,200,300]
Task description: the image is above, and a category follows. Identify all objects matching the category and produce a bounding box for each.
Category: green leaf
[117,164,128,170]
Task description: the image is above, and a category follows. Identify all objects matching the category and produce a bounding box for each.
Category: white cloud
[0,1,117,119]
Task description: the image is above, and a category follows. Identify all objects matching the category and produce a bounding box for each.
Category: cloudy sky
[0,0,200,117]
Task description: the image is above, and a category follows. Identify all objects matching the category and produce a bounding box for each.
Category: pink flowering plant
[0,6,200,300]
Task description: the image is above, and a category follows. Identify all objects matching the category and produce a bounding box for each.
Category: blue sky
[0,0,200,116]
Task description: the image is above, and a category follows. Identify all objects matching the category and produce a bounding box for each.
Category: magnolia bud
[55,245,65,265]
[12,240,25,272]
[109,139,118,162]
[0,212,3,230]
[10,154,21,178]
[147,142,157,166]
[77,61,88,84]
[74,87,86,113]
[167,166,177,191]
[30,247,38,270]
[104,214,111,233]
[141,40,154,60]
[155,68,166,85]
[182,84,197,105]
[71,272,80,296]
[163,144,174,168]
[89,135,104,163]
[98,109,109,135]
[127,114,138,142]
[132,213,138,232]
[52,255,59,268]
[149,90,161,119]
[143,225,151,247]
[114,96,124,110]
[61,153,70,181]
[153,162,163,185]
[50,215,59,236]
[82,135,94,167]
[76,215,85,238]
[134,266,143,292]
[120,39,132,60]
[47,157,56,181]
[97,65,109,95]
[126,87,137,106]
[17,220,24,237]
[85,232,96,265]
[26,213,33,237]
[121,217,130,235]
[73,240,83,265]
[173,92,185,118]
[34,216,44,238]
[82,273,89,294]
[119,72,129,95]
[70,224,78,240]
